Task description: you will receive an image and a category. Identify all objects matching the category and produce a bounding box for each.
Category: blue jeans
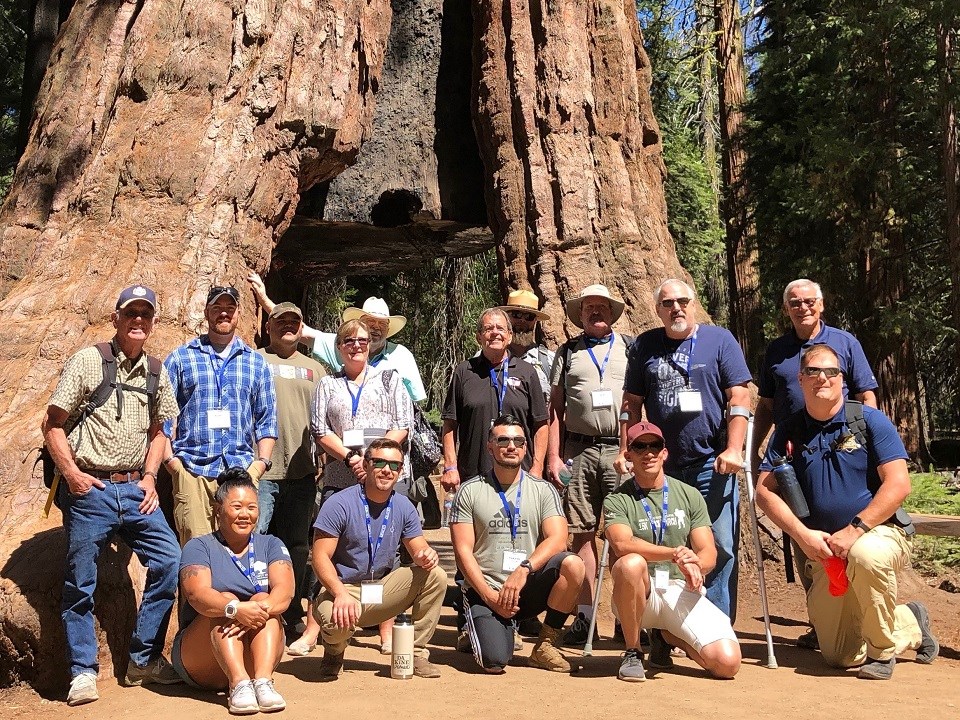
[673,458,739,622]
[257,473,316,630]
[60,481,180,678]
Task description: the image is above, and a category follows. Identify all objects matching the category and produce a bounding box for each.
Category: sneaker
[286,637,317,656]
[906,601,939,664]
[380,640,392,656]
[253,678,286,712]
[647,629,674,670]
[67,673,99,706]
[618,648,646,682]
[857,657,895,680]
[796,627,820,650]
[228,680,259,715]
[517,616,542,637]
[318,647,345,681]
[562,612,597,647]
[413,656,442,678]
[124,656,183,686]
[529,625,570,672]
[513,627,523,651]
[456,629,472,653]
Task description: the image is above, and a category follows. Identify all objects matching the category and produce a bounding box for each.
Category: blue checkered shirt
[163,336,277,477]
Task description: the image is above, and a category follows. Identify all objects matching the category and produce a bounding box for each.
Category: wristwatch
[519,559,534,573]
[850,515,872,533]
[344,449,361,462]
[257,457,273,472]
[224,599,239,619]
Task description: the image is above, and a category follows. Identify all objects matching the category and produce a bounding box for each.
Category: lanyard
[362,490,394,580]
[586,334,615,384]
[637,481,669,546]
[218,533,264,593]
[493,471,524,544]
[344,373,367,419]
[489,357,510,413]
[208,343,235,398]
[666,327,697,387]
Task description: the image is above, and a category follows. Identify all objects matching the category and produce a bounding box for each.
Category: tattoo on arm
[272,559,293,569]
[179,564,205,581]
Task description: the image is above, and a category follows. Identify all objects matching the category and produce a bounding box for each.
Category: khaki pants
[804,524,921,665]
[314,565,447,657]
[171,463,219,546]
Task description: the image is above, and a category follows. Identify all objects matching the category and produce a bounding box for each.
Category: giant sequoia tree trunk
[0,0,392,687]
[941,10,960,380]
[472,0,689,343]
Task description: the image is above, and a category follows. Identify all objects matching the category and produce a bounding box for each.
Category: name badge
[677,390,703,413]
[654,568,670,592]
[360,581,384,605]
[278,364,296,380]
[591,388,614,409]
[501,550,526,573]
[342,428,364,448]
[208,409,231,429]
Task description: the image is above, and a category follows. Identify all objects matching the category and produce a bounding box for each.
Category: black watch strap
[851,515,872,533]
[257,457,273,471]
[519,559,534,573]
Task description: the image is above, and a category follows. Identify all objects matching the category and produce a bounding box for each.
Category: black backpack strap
[844,399,869,447]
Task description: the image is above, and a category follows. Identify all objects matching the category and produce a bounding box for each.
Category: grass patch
[904,473,960,576]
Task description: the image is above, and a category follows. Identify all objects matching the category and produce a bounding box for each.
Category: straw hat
[342,297,407,337]
[497,289,550,322]
[564,284,625,329]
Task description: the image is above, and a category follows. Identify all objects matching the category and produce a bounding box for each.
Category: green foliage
[0,0,26,203]
[904,473,960,574]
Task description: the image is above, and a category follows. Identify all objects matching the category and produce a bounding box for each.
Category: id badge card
[360,581,384,605]
[677,389,703,413]
[342,428,364,448]
[501,550,526,573]
[591,388,614,409]
[654,568,670,592]
[208,409,232,429]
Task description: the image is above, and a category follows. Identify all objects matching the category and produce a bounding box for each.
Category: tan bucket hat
[497,289,550,322]
[564,284,625,329]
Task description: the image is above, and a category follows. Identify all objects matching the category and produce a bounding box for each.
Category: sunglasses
[507,310,537,322]
[788,298,820,309]
[369,458,402,472]
[121,308,155,319]
[340,337,370,347]
[493,436,527,448]
[207,286,240,304]
[659,297,691,309]
[801,366,841,378]
[629,441,665,453]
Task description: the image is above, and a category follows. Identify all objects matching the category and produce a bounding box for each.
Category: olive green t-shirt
[602,476,710,580]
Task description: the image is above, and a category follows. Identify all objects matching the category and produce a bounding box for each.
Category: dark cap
[268,302,303,320]
[206,286,240,306]
[626,421,664,445]
[116,285,157,310]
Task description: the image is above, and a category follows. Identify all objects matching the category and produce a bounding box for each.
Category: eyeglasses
[507,310,537,322]
[340,337,370,347]
[800,366,841,378]
[121,309,155,320]
[369,458,402,472]
[493,436,527,448]
[659,297,691,309]
[629,441,665,453]
[481,325,510,335]
[788,297,820,309]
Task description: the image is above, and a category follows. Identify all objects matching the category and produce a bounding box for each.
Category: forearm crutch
[740,409,778,668]
[582,537,609,656]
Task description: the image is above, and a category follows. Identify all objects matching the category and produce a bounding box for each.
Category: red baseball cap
[626,421,664,445]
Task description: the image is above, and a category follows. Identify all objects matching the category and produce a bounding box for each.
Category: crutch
[741,409,778,668]
[582,536,609,656]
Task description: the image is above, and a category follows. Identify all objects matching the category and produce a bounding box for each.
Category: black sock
[544,607,570,630]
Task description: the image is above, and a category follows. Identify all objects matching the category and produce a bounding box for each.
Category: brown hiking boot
[528,625,570,672]
[413,656,441,678]
[318,647,344,681]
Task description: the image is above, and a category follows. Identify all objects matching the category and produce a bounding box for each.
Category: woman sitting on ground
[173,468,294,714]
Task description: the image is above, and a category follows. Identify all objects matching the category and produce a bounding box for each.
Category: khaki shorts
[563,438,624,533]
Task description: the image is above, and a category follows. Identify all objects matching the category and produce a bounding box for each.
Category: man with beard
[163,286,277,544]
[497,289,554,402]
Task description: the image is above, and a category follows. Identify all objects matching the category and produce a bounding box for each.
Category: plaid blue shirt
[163,336,277,477]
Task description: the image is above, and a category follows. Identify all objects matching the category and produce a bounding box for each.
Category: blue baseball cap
[116,285,157,310]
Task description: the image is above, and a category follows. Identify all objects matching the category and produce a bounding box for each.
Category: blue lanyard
[362,491,394,580]
[208,343,235,398]
[344,373,367,419]
[666,327,697,386]
[489,357,510,413]
[219,533,264,593]
[637,481,669,546]
[493,471,523,544]
[586,334,615,384]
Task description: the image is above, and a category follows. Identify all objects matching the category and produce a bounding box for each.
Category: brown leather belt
[84,469,142,483]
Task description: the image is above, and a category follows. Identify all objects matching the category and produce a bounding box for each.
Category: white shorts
[641,580,738,652]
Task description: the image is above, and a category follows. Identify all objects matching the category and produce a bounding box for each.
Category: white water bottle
[391,613,415,679]
[441,490,456,527]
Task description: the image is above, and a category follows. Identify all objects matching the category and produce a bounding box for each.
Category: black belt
[566,431,619,446]
[83,469,142,483]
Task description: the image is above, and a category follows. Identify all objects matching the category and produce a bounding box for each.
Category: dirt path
[3,531,959,720]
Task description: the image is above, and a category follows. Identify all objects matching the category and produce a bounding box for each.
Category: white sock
[578,604,593,620]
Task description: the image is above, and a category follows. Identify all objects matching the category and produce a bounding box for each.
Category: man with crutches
[603,421,741,682]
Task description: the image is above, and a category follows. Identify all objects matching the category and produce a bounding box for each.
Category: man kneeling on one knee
[311,438,447,680]
[604,421,741,682]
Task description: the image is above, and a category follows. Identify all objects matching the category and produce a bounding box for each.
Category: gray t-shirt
[314,485,422,584]
[450,472,563,591]
[550,333,630,437]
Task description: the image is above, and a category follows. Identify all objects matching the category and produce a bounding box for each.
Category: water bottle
[441,490,456,527]
[557,459,574,487]
[771,456,810,519]
[391,613,415,679]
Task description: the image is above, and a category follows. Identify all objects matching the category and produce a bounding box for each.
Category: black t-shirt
[442,354,547,477]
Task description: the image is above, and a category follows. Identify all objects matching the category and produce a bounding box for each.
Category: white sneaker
[253,678,286,712]
[67,673,99,706]
[228,680,259,715]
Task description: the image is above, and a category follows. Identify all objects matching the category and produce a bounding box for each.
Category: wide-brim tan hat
[342,297,407,337]
[565,284,625,329]
[497,289,550,322]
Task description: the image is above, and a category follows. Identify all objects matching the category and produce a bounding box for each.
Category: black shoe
[857,657,895,680]
[796,627,819,650]
[517,616,543,637]
[562,612,596,647]
[906,601,939,664]
[647,629,674,670]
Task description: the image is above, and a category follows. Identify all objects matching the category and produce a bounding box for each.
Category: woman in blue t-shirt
[173,469,294,714]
